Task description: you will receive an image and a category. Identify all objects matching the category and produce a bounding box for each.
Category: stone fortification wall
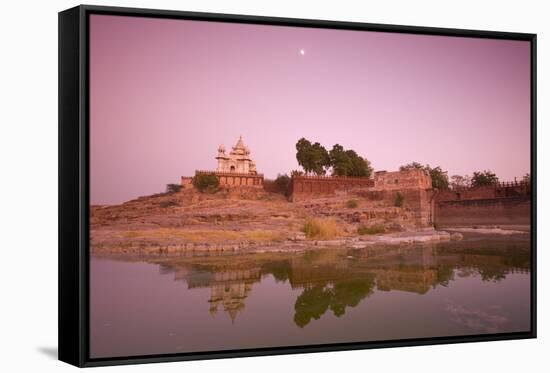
[373,169,432,191]
[289,175,374,202]
[434,197,531,228]
[433,181,531,228]
[360,188,434,227]
[181,176,193,189]
[289,170,434,227]
[435,181,530,202]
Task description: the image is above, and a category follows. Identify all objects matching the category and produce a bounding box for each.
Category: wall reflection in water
[156,236,530,327]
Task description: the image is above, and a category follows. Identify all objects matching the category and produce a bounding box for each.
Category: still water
[90,234,531,358]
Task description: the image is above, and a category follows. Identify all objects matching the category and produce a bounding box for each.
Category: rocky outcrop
[91,188,438,255]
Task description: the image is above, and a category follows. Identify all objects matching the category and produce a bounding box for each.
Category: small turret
[217,144,227,158]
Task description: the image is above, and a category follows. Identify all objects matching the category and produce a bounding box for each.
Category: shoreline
[91,226,529,257]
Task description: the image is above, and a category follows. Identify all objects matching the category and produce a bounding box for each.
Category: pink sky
[90,15,531,205]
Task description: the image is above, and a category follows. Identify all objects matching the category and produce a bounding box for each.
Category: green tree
[310,142,330,175]
[429,166,449,190]
[295,138,312,173]
[471,170,498,187]
[328,144,351,176]
[400,162,449,189]
[296,138,372,177]
[329,144,373,177]
[192,173,219,192]
[295,138,330,175]
[347,150,372,177]
[450,175,471,190]
[274,173,291,195]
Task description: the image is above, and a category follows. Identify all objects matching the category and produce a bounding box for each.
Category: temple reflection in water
[159,236,530,327]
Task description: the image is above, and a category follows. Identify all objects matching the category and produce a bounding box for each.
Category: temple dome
[216,136,257,174]
[233,136,245,150]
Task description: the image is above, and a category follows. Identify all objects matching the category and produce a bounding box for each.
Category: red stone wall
[216,173,263,187]
[436,185,496,201]
[289,175,374,202]
[435,182,530,202]
[180,176,193,189]
[433,182,531,228]
[183,171,264,189]
[434,197,531,228]
[373,169,432,190]
[362,188,434,226]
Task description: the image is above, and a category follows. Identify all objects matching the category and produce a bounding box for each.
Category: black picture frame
[59,4,537,368]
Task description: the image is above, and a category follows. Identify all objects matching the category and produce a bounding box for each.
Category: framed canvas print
[58,5,537,367]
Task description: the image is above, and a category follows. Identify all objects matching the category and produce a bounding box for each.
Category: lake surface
[90,234,531,358]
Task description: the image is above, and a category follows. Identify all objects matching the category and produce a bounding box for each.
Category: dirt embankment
[91,187,444,255]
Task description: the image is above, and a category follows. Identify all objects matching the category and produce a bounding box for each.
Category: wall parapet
[290,174,375,182]
[195,170,264,178]
[181,170,264,188]
[436,181,530,202]
[289,175,374,202]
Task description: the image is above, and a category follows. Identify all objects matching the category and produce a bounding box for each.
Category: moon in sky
[300,49,305,56]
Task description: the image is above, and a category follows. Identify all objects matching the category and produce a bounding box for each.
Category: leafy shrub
[302,217,342,240]
[346,199,358,208]
[166,183,182,193]
[357,224,385,235]
[274,174,291,195]
[394,192,404,207]
[193,174,219,193]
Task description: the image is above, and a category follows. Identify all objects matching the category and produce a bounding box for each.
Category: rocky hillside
[91,187,434,255]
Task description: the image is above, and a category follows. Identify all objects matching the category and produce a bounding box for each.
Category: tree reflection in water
[294,278,375,327]
[150,234,530,327]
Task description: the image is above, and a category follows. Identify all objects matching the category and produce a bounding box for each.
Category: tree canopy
[471,170,498,187]
[429,166,450,190]
[295,138,330,176]
[193,173,219,192]
[329,144,373,177]
[295,138,372,177]
[449,175,471,190]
